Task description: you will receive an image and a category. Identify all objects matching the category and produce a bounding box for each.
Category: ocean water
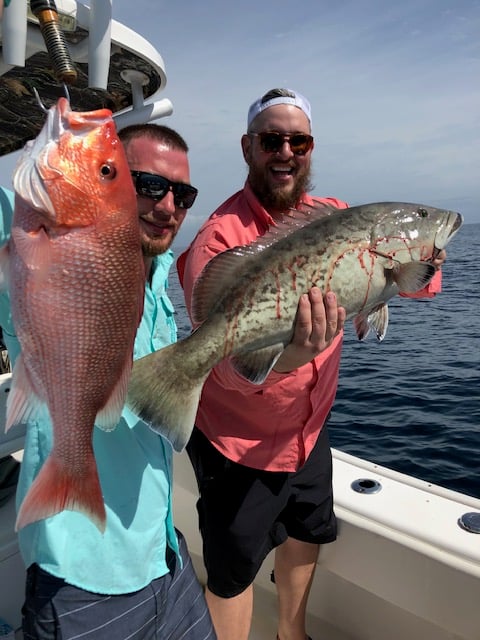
[170,222,480,500]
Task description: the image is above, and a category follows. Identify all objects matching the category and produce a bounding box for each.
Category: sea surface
[170,222,480,500]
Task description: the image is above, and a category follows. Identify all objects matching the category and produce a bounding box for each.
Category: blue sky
[1,0,479,247]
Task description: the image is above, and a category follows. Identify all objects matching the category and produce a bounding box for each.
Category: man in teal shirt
[0,124,215,639]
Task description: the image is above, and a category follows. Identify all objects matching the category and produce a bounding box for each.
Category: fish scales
[0,98,144,532]
[127,202,463,452]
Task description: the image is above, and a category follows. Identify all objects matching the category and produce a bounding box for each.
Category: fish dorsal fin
[191,201,334,324]
[191,246,245,324]
[253,200,336,251]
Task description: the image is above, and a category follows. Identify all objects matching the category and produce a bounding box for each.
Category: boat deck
[173,450,480,640]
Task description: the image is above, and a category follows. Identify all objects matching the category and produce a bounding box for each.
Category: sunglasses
[130,171,198,209]
[250,131,314,156]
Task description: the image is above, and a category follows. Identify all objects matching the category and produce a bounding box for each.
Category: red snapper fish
[0,98,144,532]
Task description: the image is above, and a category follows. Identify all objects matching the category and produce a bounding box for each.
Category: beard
[248,162,314,212]
[140,228,175,257]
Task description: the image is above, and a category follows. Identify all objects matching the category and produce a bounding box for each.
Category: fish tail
[127,342,208,452]
[15,453,106,533]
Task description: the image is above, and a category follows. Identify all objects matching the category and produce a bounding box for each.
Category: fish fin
[14,153,56,218]
[392,262,436,293]
[5,355,43,431]
[231,344,285,384]
[95,360,132,431]
[11,226,52,277]
[354,304,389,342]
[353,313,371,341]
[127,343,206,452]
[15,451,106,533]
[191,246,245,324]
[0,243,10,291]
[191,202,334,325]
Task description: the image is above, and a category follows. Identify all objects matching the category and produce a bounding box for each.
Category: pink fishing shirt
[178,183,441,472]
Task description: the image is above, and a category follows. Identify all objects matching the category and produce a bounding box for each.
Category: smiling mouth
[141,218,173,236]
[270,166,294,178]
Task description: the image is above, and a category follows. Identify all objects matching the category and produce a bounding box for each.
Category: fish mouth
[433,211,463,255]
[12,99,74,217]
[12,103,61,216]
[13,98,114,219]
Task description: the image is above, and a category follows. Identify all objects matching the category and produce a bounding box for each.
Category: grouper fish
[127,201,462,452]
[0,98,144,532]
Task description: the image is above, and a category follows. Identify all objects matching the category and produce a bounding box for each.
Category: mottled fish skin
[0,98,144,532]
[127,202,463,452]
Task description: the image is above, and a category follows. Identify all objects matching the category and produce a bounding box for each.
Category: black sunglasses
[130,171,198,209]
[250,131,314,156]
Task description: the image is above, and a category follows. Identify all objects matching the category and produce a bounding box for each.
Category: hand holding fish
[273,288,346,373]
[127,201,463,452]
[431,249,446,270]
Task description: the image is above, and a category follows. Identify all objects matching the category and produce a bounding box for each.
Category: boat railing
[0,0,173,157]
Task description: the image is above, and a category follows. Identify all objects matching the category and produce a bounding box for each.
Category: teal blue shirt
[0,187,180,594]
[0,188,20,365]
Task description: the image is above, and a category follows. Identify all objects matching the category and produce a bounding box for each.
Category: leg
[186,428,289,640]
[275,537,319,640]
[22,563,159,640]
[205,585,253,640]
[158,530,216,639]
[275,426,337,640]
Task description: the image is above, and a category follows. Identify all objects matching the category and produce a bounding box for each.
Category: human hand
[431,249,446,270]
[273,287,346,373]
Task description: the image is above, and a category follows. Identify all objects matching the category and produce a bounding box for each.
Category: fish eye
[100,164,116,180]
[417,208,428,218]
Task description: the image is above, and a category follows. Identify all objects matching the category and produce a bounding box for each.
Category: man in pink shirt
[178,88,444,640]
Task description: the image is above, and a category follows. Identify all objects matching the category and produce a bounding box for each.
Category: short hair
[117,123,189,152]
[260,88,296,104]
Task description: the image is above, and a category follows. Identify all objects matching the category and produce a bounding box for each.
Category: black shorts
[186,426,337,598]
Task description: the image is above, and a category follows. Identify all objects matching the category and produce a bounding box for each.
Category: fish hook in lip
[33,83,71,114]
[33,87,49,114]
